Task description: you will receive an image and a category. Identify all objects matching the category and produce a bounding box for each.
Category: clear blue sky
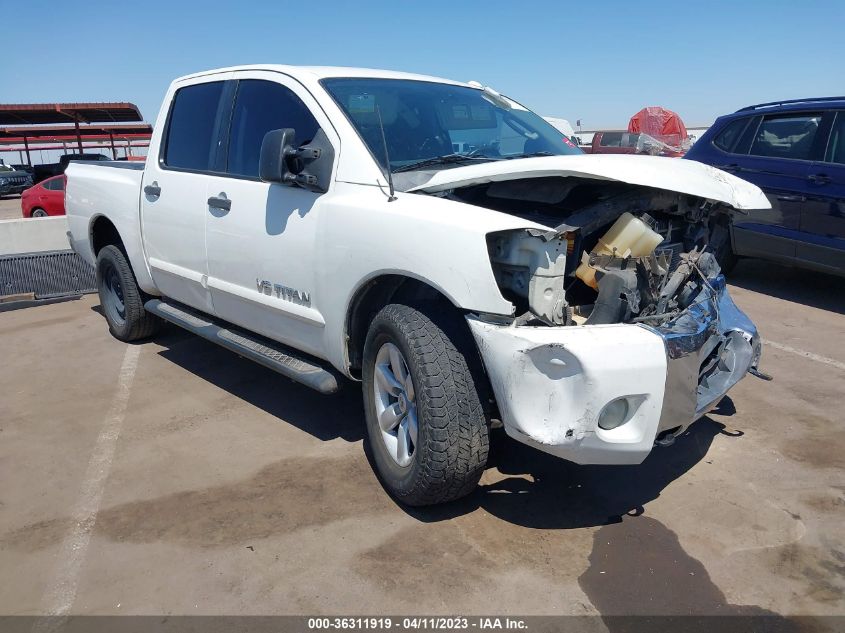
[2,0,844,130]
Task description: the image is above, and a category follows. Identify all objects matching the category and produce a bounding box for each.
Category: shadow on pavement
[409,405,740,530]
[580,514,801,631]
[152,325,366,443]
[728,258,845,315]
[115,307,743,531]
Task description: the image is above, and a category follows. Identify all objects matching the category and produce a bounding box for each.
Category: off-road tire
[711,217,738,274]
[96,244,161,342]
[362,303,489,506]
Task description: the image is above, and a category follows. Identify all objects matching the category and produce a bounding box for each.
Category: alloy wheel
[372,342,419,467]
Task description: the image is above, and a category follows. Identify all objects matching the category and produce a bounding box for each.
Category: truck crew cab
[67,65,769,505]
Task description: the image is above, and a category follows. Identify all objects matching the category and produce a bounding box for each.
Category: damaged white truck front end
[408,155,769,465]
[466,277,759,465]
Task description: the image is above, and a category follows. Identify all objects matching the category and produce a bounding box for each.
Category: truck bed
[65,161,156,293]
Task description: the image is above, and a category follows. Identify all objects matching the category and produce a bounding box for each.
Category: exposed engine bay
[430,176,734,328]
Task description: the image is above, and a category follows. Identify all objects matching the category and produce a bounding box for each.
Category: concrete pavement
[0,259,842,622]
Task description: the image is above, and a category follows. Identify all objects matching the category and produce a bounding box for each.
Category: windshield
[322,78,581,173]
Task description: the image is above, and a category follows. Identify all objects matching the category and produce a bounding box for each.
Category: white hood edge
[407,154,771,211]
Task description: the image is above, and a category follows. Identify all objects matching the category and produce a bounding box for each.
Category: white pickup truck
[67,65,769,506]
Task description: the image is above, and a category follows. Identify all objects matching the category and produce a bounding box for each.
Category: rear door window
[713,118,749,152]
[749,113,822,160]
[226,80,320,178]
[162,81,226,171]
[599,132,623,147]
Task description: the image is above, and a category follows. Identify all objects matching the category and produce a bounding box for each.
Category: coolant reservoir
[576,212,664,289]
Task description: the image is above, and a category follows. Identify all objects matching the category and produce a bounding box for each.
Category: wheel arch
[344,274,496,424]
[345,273,463,378]
[87,213,159,295]
[89,214,125,256]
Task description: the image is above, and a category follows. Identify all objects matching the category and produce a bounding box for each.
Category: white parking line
[34,344,140,631]
[763,338,845,371]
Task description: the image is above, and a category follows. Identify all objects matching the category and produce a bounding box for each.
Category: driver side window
[226,80,320,178]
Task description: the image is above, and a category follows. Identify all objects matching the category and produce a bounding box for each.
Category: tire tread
[96,244,161,342]
[366,303,489,506]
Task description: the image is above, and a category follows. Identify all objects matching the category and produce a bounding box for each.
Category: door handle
[207,195,231,211]
[807,173,831,184]
[776,195,804,202]
[144,182,161,197]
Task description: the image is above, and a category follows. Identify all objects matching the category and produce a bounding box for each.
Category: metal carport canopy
[0,123,152,143]
[0,103,145,162]
[0,103,142,125]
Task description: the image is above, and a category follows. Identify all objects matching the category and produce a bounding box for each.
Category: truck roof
[175,64,468,87]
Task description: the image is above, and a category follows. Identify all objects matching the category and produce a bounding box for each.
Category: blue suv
[684,97,845,276]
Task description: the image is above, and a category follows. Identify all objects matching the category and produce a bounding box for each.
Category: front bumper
[0,180,32,195]
[467,275,760,465]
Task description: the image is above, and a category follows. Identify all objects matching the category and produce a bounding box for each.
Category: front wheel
[96,244,161,342]
[362,303,489,506]
[714,239,738,274]
[31,208,48,218]
[710,217,738,274]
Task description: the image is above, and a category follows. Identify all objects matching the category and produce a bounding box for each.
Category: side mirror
[259,128,297,184]
[259,128,334,193]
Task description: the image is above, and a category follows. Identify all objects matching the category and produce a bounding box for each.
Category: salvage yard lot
[0,260,842,620]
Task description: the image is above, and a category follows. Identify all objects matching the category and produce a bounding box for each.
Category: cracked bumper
[467,276,760,465]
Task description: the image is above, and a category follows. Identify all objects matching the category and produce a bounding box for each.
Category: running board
[144,299,340,394]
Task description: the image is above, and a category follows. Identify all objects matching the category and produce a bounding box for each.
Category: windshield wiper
[392,153,498,173]
[505,151,555,159]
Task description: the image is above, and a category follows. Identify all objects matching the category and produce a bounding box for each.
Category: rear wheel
[96,245,161,342]
[31,208,48,218]
[362,303,489,506]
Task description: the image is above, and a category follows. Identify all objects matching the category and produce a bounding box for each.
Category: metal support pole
[109,133,117,159]
[75,120,83,154]
[23,136,31,165]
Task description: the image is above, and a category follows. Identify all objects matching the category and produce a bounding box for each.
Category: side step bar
[144,299,340,394]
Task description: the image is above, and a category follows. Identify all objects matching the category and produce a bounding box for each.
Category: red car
[21,175,66,218]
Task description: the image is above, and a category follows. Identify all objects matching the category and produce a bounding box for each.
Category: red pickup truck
[589,131,685,157]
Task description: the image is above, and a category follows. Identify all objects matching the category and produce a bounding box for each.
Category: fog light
[598,398,630,430]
